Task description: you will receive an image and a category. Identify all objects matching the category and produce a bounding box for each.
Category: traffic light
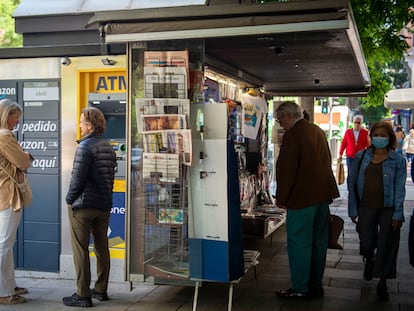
[321,101,328,114]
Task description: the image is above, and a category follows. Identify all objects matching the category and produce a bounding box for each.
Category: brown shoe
[15,287,28,295]
[0,295,26,304]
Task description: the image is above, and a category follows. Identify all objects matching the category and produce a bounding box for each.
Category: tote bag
[336,159,345,185]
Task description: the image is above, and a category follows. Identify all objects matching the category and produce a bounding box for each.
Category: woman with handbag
[348,121,406,300]
[0,99,33,305]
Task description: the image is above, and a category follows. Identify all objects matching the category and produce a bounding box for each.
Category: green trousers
[68,207,111,297]
[286,202,329,293]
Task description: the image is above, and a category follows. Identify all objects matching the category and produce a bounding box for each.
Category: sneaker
[62,293,93,308]
[91,288,109,301]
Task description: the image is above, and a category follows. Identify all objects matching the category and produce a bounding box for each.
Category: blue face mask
[371,136,389,149]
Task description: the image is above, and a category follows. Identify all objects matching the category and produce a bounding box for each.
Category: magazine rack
[134,50,192,280]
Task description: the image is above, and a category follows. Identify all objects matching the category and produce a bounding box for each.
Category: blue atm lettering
[96,76,126,91]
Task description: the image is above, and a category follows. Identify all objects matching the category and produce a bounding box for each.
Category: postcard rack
[142,165,189,278]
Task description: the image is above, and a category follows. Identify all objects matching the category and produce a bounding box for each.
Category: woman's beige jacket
[0,129,31,211]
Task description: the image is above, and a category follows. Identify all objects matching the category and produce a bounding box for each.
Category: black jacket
[66,132,116,210]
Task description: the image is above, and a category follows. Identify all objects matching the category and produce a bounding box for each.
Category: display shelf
[241,206,286,243]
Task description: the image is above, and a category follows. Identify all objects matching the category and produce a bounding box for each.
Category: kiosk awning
[87,0,370,96]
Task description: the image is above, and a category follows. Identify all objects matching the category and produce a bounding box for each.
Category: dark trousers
[346,157,354,189]
[357,205,400,279]
[68,207,111,297]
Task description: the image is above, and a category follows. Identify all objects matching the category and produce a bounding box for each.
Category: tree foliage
[0,0,22,47]
[261,0,414,123]
[350,0,414,123]
[1,1,413,123]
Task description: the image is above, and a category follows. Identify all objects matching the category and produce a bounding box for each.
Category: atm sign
[93,72,126,92]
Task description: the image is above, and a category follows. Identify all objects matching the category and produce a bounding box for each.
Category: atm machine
[88,92,126,176]
[88,92,127,258]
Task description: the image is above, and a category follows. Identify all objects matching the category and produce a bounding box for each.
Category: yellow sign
[114,179,126,192]
[90,71,127,93]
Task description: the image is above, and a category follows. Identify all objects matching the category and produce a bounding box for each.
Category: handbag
[328,214,344,250]
[336,159,345,185]
[0,165,32,208]
[328,213,344,268]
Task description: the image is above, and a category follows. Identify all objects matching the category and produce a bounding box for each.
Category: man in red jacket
[339,115,370,183]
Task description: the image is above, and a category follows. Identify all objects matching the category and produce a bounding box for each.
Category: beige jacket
[0,129,31,211]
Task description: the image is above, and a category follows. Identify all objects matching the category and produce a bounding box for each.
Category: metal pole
[328,97,333,140]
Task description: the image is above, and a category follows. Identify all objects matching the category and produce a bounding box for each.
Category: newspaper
[142,130,192,165]
[144,67,188,99]
[144,50,188,68]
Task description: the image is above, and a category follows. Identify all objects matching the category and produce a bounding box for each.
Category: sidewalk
[3,182,414,310]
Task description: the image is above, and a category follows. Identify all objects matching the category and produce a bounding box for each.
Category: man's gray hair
[353,114,363,122]
[276,101,302,118]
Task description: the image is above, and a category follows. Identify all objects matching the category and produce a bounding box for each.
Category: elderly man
[339,114,370,174]
[275,101,339,300]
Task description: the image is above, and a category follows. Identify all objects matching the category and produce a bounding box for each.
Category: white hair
[353,115,363,122]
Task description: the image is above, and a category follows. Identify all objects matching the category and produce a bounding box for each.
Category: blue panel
[110,192,125,240]
[189,238,203,279]
[24,174,59,222]
[23,241,59,272]
[24,222,59,242]
[189,239,231,283]
[202,240,229,282]
[227,139,245,281]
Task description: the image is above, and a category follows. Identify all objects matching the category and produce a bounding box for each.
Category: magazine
[141,114,187,132]
[158,208,184,224]
[142,130,192,165]
[135,98,190,133]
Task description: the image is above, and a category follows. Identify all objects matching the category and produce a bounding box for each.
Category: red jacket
[339,128,370,158]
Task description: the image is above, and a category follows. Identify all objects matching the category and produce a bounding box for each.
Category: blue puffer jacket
[348,148,406,221]
[66,132,116,211]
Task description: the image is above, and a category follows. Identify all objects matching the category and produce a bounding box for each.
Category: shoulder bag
[0,165,32,208]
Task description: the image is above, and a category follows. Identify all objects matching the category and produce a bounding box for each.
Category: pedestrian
[63,107,116,308]
[402,127,414,163]
[348,121,406,300]
[339,115,370,185]
[394,125,405,156]
[275,101,339,300]
[0,99,33,305]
